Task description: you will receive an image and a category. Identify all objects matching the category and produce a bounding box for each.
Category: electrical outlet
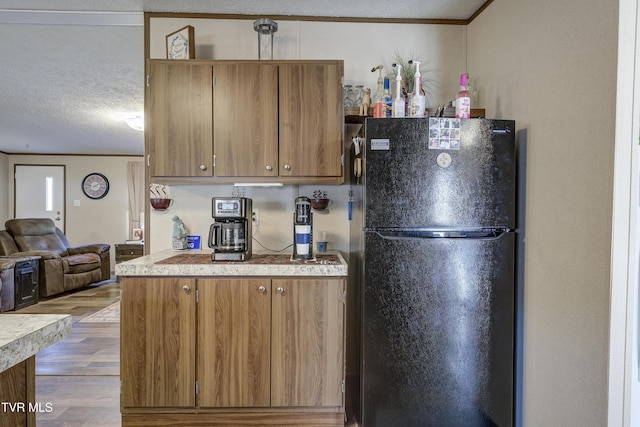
[252,209,259,226]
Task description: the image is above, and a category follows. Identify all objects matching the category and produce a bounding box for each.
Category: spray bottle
[392,63,405,118]
[371,65,385,118]
[408,60,425,118]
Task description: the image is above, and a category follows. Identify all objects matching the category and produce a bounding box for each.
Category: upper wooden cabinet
[146,61,213,177]
[279,63,344,178]
[145,60,344,184]
[213,63,279,177]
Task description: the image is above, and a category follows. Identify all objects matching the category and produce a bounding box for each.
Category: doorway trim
[608,0,640,425]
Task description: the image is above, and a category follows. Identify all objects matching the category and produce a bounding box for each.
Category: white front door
[14,165,65,232]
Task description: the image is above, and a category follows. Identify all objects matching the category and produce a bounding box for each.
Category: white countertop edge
[115,249,348,277]
[0,314,72,372]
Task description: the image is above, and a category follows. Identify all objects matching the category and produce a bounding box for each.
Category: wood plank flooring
[10,280,122,426]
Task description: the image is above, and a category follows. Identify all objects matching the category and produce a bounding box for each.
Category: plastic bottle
[408,60,425,118]
[392,64,405,118]
[372,65,386,118]
[383,77,392,117]
[455,73,471,118]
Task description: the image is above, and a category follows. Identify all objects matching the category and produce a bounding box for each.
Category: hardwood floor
[11,280,122,427]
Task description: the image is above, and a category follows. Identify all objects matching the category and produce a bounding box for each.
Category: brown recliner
[1,218,110,297]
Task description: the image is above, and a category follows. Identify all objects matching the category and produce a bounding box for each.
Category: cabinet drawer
[115,244,144,263]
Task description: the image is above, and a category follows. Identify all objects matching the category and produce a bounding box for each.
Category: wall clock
[82,173,109,199]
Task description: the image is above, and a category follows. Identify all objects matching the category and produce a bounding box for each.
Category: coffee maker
[209,197,252,261]
[292,196,313,261]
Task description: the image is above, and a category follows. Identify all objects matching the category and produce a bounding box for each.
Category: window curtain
[127,162,145,239]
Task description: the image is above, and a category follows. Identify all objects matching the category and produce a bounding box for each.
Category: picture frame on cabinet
[166,25,195,60]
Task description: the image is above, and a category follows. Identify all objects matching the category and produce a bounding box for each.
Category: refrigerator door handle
[373,229,510,240]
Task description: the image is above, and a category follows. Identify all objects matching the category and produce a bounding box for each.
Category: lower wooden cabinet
[198,278,271,408]
[120,276,346,426]
[120,277,196,408]
[0,356,36,427]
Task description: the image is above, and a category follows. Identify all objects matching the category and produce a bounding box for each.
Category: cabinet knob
[284,164,291,171]
[199,164,207,171]
[276,287,284,294]
[183,285,190,293]
[258,285,266,293]
[266,165,273,171]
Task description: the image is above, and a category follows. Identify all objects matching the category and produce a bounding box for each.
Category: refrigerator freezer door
[364,118,516,230]
[362,230,514,427]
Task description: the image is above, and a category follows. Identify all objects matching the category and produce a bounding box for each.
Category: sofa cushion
[0,231,19,256]
[62,253,101,274]
[6,219,68,255]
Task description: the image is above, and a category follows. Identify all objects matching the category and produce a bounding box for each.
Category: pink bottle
[455,73,471,119]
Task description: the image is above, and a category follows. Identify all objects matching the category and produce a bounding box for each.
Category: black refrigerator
[357,117,516,426]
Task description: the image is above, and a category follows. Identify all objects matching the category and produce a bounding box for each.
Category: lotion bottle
[455,73,471,118]
[408,60,425,118]
[392,63,405,118]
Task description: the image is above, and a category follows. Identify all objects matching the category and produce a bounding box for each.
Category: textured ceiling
[0,0,488,155]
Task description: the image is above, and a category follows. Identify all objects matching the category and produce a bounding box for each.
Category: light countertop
[0,314,72,372]
[115,249,348,277]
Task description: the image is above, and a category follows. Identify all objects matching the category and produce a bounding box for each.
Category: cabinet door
[147,61,213,177]
[271,278,345,407]
[279,62,344,178]
[213,63,279,177]
[121,277,196,408]
[198,278,271,408]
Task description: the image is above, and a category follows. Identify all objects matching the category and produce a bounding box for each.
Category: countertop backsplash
[148,184,350,255]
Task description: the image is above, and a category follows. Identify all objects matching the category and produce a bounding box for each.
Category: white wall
[6,155,143,270]
[468,0,617,425]
[147,17,466,254]
[150,17,465,105]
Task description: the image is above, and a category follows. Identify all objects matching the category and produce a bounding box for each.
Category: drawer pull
[258,285,266,293]
[276,287,284,294]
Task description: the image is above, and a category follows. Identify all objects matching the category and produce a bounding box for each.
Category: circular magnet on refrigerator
[436,152,452,168]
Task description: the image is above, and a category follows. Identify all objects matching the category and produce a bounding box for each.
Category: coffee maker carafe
[292,196,313,260]
[209,197,252,261]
